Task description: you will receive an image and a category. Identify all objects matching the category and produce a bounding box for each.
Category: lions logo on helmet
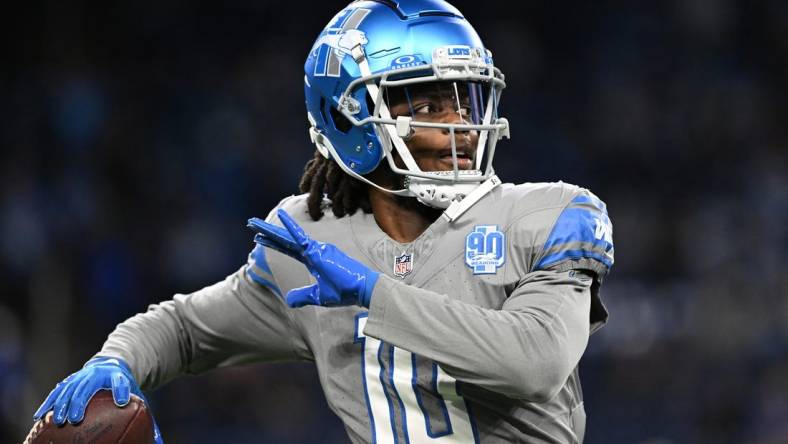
[311,8,371,77]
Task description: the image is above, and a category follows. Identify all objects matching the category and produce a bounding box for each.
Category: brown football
[24,390,154,444]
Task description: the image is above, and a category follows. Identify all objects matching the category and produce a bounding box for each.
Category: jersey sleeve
[532,190,614,280]
[363,270,592,402]
[98,197,311,390]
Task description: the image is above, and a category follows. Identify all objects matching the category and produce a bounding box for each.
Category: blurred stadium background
[1,0,786,442]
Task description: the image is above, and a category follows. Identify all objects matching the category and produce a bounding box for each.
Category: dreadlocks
[299,150,373,221]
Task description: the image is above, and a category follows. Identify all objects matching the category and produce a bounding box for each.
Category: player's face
[386,81,481,172]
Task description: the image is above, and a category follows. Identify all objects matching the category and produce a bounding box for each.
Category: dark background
[2,0,787,443]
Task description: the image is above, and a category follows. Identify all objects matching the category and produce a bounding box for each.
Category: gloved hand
[33,356,163,444]
[247,209,379,308]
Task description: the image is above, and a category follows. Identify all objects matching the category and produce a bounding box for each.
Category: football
[24,390,154,444]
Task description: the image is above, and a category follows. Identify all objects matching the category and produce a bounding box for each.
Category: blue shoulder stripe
[535,194,614,271]
[537,249,613,269]
[246,244,282,297]
[245,269,282,297]
[251,243,273,274]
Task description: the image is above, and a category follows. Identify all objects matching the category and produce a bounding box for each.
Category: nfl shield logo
[394,252,414,278]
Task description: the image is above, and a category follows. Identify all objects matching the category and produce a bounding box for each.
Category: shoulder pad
[533,190,614,278]
[269,194,305,222]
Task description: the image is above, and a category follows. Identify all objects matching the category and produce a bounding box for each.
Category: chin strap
[443,174,501,222]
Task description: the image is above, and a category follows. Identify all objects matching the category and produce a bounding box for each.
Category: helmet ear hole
[329,106,353,133]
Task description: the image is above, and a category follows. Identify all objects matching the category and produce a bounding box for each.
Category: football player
[32,1,614,443]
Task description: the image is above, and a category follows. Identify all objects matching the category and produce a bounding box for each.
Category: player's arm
[97,263,309,390]
[364,269,590,402]
[100,202,311,389]
[32,225,310,432]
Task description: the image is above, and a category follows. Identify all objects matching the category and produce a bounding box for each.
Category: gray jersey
[99,181,614,444]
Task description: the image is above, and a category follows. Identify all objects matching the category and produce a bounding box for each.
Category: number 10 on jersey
[355,313,478,443]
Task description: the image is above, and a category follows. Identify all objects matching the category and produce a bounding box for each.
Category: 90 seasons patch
[465,225,506,274]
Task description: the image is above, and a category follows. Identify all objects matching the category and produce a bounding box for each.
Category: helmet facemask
[380,79,492,172]
[334,46,509,208]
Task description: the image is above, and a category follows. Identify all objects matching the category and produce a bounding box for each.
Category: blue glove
[247,209,379,308]
[33,356,163,444]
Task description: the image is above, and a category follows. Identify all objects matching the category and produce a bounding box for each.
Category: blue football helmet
[304,0,509,212]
